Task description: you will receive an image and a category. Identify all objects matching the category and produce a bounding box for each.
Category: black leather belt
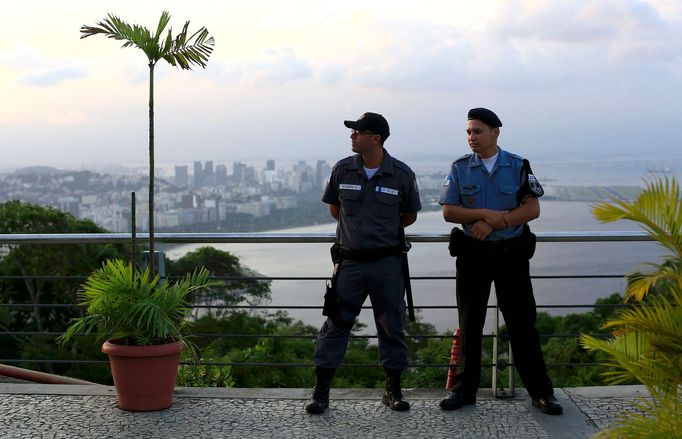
[338,245,402,262]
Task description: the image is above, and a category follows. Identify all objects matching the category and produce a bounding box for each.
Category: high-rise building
[266,159,275,171]
[315,160,331,188]
[203,161,215,185]
[233,161,246,182]
[243,165,256,184]
[215,164,227,185]
[193,161,203,187]
[174,165,188,187]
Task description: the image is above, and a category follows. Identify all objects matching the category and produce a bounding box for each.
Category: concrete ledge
[564,384,649,399]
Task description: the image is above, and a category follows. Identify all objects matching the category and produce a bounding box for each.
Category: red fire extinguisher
[445,328,461,390]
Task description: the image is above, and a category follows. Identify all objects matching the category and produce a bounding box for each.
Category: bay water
[166,200,666,333]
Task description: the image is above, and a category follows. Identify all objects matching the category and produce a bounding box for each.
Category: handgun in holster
[322,243,342,317]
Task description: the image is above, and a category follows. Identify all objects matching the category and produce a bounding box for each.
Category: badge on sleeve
[527,173,544,196]
[522,159,544,197]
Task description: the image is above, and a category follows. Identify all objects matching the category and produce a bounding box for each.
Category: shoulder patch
[522,159,544,197]
[528,173,544,196]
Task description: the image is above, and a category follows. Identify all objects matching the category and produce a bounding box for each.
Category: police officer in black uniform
[305,112,422,414]
[438,108,562,415]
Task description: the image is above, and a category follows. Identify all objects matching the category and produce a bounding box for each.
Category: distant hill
[13,166,62,175]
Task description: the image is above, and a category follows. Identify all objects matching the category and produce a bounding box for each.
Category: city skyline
[2,1,682,169]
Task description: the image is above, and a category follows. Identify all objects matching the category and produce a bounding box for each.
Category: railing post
[493,291,515,398]
[492,294,499,398]
[141,250,166,282]
[508,339,515,396]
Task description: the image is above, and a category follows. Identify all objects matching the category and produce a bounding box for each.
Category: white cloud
[17,65,88,87]
[245,48,313,87]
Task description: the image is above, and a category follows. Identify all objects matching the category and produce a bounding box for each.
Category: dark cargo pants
[314,254,408,370]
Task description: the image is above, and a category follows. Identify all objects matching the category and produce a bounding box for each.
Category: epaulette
[453,153,472,164]
[391,157,414,174]
[506,151,525,162]
[333,156,355,169]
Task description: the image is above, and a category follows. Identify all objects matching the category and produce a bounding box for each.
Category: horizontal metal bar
[0,303,635,310]
[0,331,612,340]
[0,358,596,369]
[0,230,652,245]
[0,274,629,282]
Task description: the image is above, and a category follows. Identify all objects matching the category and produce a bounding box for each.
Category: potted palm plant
[58,259,218,411]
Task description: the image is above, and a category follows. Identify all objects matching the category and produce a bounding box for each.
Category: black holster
[322,243,341,317]
[521,224,537,259]
[448,227,466,257]
[322,243,362,328]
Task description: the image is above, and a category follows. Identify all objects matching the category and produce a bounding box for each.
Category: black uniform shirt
[322,149,422,250]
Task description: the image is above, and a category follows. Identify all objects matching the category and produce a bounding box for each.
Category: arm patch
[518,159,544,202]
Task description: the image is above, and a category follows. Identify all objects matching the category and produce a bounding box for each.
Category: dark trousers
[314,255,408,369]
[452,243,554,399]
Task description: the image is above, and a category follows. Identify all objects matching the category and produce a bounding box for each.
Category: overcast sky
[1,0,681,169]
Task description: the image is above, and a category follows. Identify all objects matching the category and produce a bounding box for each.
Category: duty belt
[338,245,403,262]
[466,235,523,250]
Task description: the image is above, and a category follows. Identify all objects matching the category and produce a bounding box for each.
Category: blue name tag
[375,186,399,196]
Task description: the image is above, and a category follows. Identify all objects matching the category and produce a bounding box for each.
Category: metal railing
[0,231,652,393]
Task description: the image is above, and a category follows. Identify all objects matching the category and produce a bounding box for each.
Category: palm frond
[593,392,682,439]
[161,25,215,70]
[81,11,214,68]
[58,260,217,347]
[593,177,682,258]
[81,13,156,61]
[587,176,682,437]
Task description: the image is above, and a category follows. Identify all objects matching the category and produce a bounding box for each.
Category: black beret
[467,108,502,128]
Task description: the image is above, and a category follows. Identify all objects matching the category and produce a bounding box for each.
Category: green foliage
[593,176,682,302]
[0,200,125,376]
[165,247,271,307]
[81,11,214,70]
[58,259,219,350]
[204,312,319,388]
[581,176,682,438]
[177,361,234,387]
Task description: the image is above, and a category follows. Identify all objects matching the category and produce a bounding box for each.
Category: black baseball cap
[468,108,502,128]
[344,112,390,141]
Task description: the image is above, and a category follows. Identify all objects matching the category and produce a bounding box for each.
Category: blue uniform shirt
[323,149,422,250]
[438,148,542,241]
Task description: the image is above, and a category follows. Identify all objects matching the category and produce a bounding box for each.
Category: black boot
[382,368,410,411]
[305,367,335,414]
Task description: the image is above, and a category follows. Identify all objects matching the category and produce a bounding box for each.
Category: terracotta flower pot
[102,340,184,411]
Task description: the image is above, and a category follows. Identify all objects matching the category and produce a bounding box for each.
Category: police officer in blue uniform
[438,108,562,415]
[305,112,422,414]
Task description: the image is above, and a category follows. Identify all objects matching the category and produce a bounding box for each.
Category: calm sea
[166,199,667,333]
[166,156,682,332]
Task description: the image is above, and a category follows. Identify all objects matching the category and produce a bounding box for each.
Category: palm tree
[81,11,215,275]
[580,176,682,438]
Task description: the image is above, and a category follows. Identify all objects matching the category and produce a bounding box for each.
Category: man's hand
[482,210,509,230]
[471,220,493,240]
